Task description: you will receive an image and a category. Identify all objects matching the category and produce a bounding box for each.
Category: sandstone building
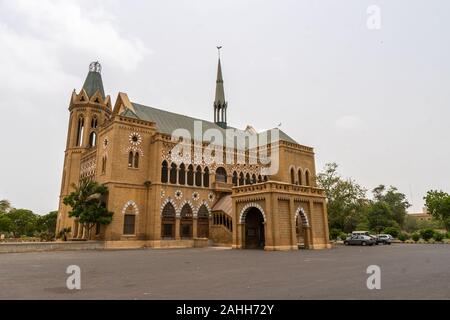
[56,58,331,250]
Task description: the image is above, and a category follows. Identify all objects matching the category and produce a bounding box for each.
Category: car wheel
[361,241,367,246]
[388,242,391,245]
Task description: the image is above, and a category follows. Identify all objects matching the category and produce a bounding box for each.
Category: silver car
[344,235,376,246]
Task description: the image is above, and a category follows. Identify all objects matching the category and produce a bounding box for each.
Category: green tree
[7,209,39,237]
[316,163,368,232]
[36,211,58,240]
[372,185,410,228]
[0,199,13,213]
[37,211,58,234]
[424,190,450,231]
[63,180,113,239]
[367,201,398,233]
[0,213,13,233]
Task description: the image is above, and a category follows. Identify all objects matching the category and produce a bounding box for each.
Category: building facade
[56,59,331,250]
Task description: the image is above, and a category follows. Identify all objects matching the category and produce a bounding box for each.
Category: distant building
[408,208,432,221]
[56,57,331,251]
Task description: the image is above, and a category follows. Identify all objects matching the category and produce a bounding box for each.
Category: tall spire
[82,61,105,99]
[214,47,227,128]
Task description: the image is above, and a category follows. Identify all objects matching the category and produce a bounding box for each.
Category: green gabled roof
[82,71,105,99]
[124,102,299,145]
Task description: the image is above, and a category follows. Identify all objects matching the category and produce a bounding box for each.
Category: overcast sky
[0,0,449,214]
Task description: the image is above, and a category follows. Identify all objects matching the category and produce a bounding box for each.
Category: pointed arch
[122,200,139,236]
[305,169,311,186]
[298,168,303,186]
[134,152,139,168]
[161,200,176,239]
[215,167,227,183]
[295,207,310,227]
[232,171,238,186]
[170,163,178,184]
[245,173,251,185]
[180,202,194,239]
[187,165,194,186]
[204,167,210,187]
[179,163,186,185]
[239,203,267,224]
[239,172,245,186]
[76,115,85,147]
[195,166,202,187]
[128,151,134,167]
[290,167,295,184]
[161,161,169,183]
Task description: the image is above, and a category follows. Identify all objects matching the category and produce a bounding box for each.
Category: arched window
[252,174,257,184]
[187,165,194,186]
[290,168,295,184]
[215,167,227,183]
[264,176,269,182]
[195,166,202,187]
[161,202,176,239]
[91,117,98,129]
[204,167,210,188]
[76,116,84,147]
[239,172,245,186]
[298,169,303,186]
[123,204,137,235]
[180,204,193,239]
[197,205,210,238]
[170,163,177,184]
[305,170,311,186]
[128,151,134,167]
[89,131,97,148]
[232,171,238,186]
[134,152,139,168]
[245,173,251,185]
[258,175,262,183]
[179,164,186,185]
[161,161,168,183]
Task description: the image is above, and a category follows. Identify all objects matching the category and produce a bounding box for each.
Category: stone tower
[56,62,112,235]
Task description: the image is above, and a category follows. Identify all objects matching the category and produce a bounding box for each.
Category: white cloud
[0,0,150,73]
[335,115,364,130]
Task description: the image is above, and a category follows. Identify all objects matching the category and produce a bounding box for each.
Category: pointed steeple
[82,61,105,99]
[214,47,228,128]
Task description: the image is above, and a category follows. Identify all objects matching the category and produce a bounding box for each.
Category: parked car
[344,235,376,246]
[376,234,393,245]
[352,231,370,237]
[369,234,381,245]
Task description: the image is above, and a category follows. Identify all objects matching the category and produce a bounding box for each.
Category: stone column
[193,217,198,238]
[175,217,181,240]
[289,198,297,249]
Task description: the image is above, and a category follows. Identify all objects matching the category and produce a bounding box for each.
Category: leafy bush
[411,233,420,242]
[339,232,349,241]
[383,226,400,238]
[445,232,450,239]
[433,232,444,242]
[329,229,341,240]
[420,228,435,241]
[398,233,409,242]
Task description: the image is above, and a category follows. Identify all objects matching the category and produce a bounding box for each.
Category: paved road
[0,244,449,299]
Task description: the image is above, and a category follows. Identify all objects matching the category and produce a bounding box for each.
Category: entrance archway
[244,207,266,249]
